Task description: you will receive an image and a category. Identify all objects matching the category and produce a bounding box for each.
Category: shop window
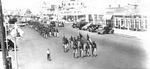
[145,20,147,29]
[121,19,124,25]
[135,19,138,29]
[68,3,70,6]
[116,19,119,28]
[126,19,128,28]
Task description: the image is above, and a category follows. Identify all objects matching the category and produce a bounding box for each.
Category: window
[68,3,70,6]
[62,3,63,5]
[81,3,83,5]
[72,3,74,5]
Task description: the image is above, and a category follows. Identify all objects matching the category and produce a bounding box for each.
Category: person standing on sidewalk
[56,29,59,37]
[46,49,51,61]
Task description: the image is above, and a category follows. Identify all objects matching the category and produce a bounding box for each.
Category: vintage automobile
[96,25,114,34]
[50,21,56,27]
[58,22,64,27]
[88,24,100,32]
[81,23,92,30]
[72,20,88,30]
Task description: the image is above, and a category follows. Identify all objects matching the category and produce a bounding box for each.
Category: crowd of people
[28,21,59,38]
[62,33,97,58]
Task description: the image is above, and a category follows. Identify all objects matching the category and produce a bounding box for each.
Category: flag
[80,36,86,44]
[87,34,89,40]
[79,32,83,38]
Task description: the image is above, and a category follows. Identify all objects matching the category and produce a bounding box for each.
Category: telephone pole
[0,0,7,69]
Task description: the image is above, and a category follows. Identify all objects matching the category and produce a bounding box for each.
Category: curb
[114,33,137,38]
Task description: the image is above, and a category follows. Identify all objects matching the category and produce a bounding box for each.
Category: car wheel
[111,30,114,34]
[79,28,81,30]
[102,31,105,34]
[88,29,90,32]
[109,30,114,34]
[8,47,13,51]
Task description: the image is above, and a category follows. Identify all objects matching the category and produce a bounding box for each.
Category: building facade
[59,0,103,24]
[105,4,147,31]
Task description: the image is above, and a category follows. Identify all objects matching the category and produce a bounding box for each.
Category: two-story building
[105,4,147,31]
[58,0,104,24]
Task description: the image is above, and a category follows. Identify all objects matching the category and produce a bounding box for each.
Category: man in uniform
[86,41,90,57]
[56,29,59,37]
[69,36,73,49]
[79,42,83,58]
[92,41,97,57]
[73,39,77,58]
[48,27,52,37]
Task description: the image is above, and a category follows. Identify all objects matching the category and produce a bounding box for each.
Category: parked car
[96,25,114,34]
[58,22,64,27]
[19,23,27,27]
[81,23,92,30]
[72,22,77,28]
[72,20,88,30]
[88,24,100,32]
[50,21,56,27]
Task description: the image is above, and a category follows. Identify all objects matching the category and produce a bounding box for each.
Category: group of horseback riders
[29,21,59,38]
[62,33,97,58]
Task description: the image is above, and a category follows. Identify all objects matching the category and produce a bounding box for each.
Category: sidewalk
[114,28,148,39]
[0,52,4,69]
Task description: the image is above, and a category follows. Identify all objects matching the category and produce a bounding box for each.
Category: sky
[1,0,141,9]
[1,0,150,14]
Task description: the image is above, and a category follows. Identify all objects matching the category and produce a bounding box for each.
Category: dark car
[88,24,100,32]
[50,21,56,27]
[96,25,114,34]
[58,22,64,27]
[72,21,88,30]
[81,23,92,30]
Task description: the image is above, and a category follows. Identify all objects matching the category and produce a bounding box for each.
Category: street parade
[23,16,98,58]
[62,33,97,58]
[0,0,149,69]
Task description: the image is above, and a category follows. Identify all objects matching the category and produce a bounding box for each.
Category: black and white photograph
[0,0,150,69]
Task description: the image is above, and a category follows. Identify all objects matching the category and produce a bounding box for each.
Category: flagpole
[0,0,7,69]
[4,19,8,56]
[14,23,18,69]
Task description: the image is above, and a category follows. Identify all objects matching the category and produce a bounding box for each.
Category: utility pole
[0,0,7,69]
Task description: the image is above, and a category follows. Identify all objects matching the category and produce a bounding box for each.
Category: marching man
[92,41,97,57]
[56,29,59,37]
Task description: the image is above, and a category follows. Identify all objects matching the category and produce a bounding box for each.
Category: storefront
[113,15,147,31]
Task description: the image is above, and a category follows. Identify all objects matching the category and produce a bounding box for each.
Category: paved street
[10,23,147,69]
